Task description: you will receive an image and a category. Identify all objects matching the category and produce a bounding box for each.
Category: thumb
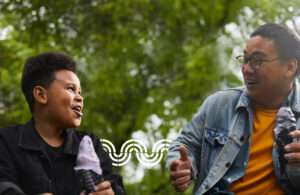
[170,160,180,171]
[179,145,188,161]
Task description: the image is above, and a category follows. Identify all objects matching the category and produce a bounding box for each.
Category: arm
[0,182,25,195]
[167,99,207,180]
[0,136,18,184]
[283,130,300,190]
[167,99,208,192]
[0,135,24,195]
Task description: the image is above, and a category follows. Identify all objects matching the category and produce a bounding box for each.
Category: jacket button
[240,136,244,142]
[205,184,210,189]
[225,162,231,168]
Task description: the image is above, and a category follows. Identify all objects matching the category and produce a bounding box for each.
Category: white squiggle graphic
[100,139,171,167]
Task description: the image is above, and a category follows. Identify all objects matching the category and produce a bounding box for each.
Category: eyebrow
[66,82,81,89]
[243,50,267,57]
[55,79,81,90]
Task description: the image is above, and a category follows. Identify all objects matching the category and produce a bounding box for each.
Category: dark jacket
[0,120,124,195]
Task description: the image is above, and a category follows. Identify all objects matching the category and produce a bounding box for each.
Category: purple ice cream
[74,136,103,193]
[74,135,102,175]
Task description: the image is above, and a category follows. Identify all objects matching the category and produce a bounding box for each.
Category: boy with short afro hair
[0,52,124,195]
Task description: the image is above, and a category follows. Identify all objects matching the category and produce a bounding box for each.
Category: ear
[285,58,298,78]
[33,86,48,105]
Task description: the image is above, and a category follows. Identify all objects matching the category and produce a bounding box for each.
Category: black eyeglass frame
[235,55,279,70]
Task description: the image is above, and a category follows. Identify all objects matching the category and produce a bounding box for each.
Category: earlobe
[33,86,48,104]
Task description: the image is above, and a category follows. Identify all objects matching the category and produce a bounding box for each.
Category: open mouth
[71,105,83,117]
[245,79,258,87]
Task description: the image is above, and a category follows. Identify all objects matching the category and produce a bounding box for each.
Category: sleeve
[0,135,18,184]
[0,182,26,195]
[92,136,125,195]
[0,133,25,195]
[285,165,300,191]
[282,113,300,191]
[166,97,209,180]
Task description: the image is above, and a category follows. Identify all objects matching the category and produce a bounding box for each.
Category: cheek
[50,96,72,113]
[59,93,73,106]
[241,65,246,75]
[259,72,282,90]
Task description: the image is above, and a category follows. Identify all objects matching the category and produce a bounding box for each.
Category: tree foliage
[1,0,300,194]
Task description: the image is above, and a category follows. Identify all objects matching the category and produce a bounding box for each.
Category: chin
[248,92,266,104]
[65,119,81,128]
[72,120,81,128]
[246,88,260,99]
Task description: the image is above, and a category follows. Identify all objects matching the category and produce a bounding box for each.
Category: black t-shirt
[44,142,81,195]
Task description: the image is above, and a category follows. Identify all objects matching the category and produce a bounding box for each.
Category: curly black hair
[21,52,77,112]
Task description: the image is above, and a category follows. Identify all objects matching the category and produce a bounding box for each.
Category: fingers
[90,181,114,195]
[286,162,300,167]
[170,169,191,180]
[170,165,192,192]
[171,175,191,186]
[179,146,188,161]
[90,188,114,195]
[170,159,191,174]
[171,173,192,192]
[174,180,193,192]
[289,130,300,138]
[96,181,111,191]
[285,131,300,164]
[170,146,191,171]
[169,145,192,192]
[285,152,300,163]
[180,160,192,170]
[170,160,180,171]
[285,142,300,153]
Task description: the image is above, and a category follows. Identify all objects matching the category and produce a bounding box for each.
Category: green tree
[1,0,300,194]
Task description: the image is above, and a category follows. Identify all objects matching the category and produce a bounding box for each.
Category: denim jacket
[167,81,300,195]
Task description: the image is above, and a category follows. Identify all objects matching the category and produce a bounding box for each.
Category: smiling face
[43,70,84,129]
[242,36,294,106]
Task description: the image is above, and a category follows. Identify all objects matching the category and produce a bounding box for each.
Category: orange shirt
[229,106,285,195]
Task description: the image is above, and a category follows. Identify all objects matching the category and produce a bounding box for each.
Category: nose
[242,62,255,74]
[75,93,84,103]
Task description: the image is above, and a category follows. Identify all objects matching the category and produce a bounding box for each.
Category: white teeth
[72,106,83,117]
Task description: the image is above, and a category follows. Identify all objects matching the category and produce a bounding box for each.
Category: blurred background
[1,0,300,194]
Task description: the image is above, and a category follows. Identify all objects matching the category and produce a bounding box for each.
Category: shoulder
[0,124,20,135]
[66,129,103,146]
[205,87,244,103]
[202,87,244,108]
[194,87,245,119]
[0,124,22,143]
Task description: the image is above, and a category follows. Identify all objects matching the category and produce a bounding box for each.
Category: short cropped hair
[251,23,300,75]
[21,52,77,112]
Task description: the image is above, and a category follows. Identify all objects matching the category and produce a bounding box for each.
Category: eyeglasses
[236,55,279,70]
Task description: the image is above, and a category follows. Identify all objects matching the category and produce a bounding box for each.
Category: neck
[252,99,282,109]
[252,82,294,109]
[33,113,64,147]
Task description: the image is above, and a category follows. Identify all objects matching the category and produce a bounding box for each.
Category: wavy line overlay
[100,139,172,167]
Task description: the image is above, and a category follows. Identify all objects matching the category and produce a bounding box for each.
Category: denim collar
[284,80,300,114]
[18,119,79,155]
